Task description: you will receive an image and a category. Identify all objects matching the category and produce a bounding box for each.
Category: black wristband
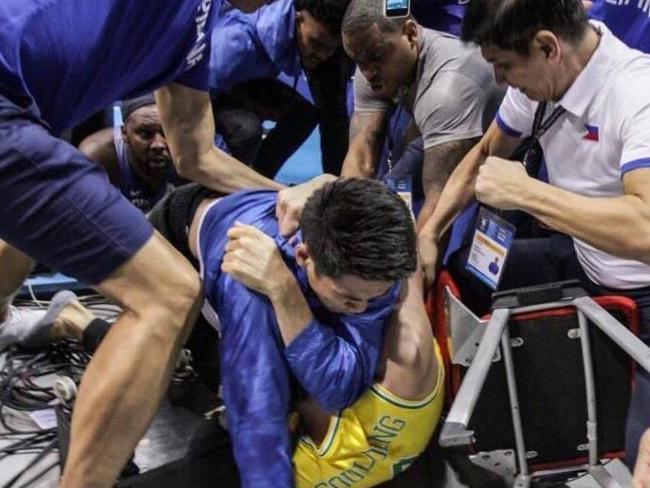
[82,318,111,354]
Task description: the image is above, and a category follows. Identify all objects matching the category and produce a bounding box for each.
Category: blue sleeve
[216,274,294,488]
[174,1,217,91]
[283,284,400,412]
[208,15,269,92]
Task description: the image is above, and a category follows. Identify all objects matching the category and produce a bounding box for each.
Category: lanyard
[523,101,566,169]
[386,104,405,173]
[533,101,566,139]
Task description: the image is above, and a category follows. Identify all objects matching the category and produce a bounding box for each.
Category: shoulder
[78,128,119,180]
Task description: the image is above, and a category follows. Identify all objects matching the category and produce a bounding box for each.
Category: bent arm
[416,137,480,230]
[78,128,120,185]
[509,169,650,264]
[418,121,520,239]
[340,110,387,178]
[271,277,398,411]
[155,83,283,192]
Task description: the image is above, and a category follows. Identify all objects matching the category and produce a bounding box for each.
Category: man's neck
[554,25,601,101]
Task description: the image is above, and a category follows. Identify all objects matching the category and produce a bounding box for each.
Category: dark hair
[295,0,351,35]
[342,0,413,36]
[461,0,588,55]
[300,178,417,281]
[121,93,156,122]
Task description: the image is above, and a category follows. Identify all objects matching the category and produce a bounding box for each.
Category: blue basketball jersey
[0,0,218,134]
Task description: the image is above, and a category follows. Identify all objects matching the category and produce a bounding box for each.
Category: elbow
[632,229,650,265]
[173,158,198,181]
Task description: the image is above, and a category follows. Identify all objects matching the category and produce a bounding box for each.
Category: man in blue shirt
[412,0,468,36]
[195,178,415,486]
[36,179,417,486]
[209,0,351,177]
[79,95,176,214]
[588,0,650,52]
[0,1,282,486]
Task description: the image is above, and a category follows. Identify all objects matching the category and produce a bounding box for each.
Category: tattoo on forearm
[423,138,478,193]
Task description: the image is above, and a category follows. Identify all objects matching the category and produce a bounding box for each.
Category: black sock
[82,318,111,353]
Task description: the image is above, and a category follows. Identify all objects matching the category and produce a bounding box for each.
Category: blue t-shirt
[199,190,400,487]
[0,0,218,134]
[589,0,650,53]
[208,0,301,93]
[412,0,467,36]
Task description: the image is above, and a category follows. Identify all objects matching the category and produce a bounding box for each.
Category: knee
[153,268,203,323]
[129,264,203,338]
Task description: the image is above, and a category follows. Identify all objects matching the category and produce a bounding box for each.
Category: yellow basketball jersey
[294,346,444,488]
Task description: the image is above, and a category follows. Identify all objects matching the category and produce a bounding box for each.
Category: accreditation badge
[465,207,515,290]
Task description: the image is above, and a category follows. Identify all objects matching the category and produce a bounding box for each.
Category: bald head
[342,0,412,36]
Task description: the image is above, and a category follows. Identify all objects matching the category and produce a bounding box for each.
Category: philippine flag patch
[583,124,599,142]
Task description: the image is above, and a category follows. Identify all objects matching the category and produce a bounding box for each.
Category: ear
[403,19,419,47]
[121,124,128,140]
[533,30,561,61]
[295,9,304,25]
[295,243,311,266]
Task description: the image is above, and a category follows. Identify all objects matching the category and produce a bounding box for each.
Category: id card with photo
[384,175,413,215]
[465,207,515,290]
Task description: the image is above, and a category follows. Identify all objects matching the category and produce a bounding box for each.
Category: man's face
[343,21,419,101]
[297,246,393,314]
[296,10,341,70]
[122,105,172,181]
[481,43,558,101]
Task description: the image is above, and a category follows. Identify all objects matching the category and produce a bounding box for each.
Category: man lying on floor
[13,179,443,487]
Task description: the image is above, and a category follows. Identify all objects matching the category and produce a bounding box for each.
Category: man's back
[0,0,216,133]
[209,0,300,93]
[411,29,500,144]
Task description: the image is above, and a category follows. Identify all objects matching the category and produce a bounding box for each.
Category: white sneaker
[0,306,47,349]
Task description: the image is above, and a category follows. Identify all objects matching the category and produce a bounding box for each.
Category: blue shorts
[0,96,154,284]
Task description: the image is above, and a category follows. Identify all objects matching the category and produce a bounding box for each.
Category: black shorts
[148,183,224,269]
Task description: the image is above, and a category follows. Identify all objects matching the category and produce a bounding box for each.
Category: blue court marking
[274,128,323,185]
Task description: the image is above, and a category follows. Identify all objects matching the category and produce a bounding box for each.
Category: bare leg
[0,239,34,319]
[59,232,202,488]
[634,429,650,488]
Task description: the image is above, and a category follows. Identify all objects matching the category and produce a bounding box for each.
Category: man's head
[297,178,417,314]
[121,94,172,183]
[462,0,590,101]
[295,0,349,69]
[342,0,419,101]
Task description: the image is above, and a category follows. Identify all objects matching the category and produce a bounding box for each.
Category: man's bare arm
[340,111,387,178]
[416,137,479,231]
[155,83,283,193]
[418,122,521,284]
[78,128,120,185]
[477,161,650,264]
[379,271,439,401]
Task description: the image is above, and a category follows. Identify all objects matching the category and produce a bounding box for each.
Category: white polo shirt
[496,21,650,290]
